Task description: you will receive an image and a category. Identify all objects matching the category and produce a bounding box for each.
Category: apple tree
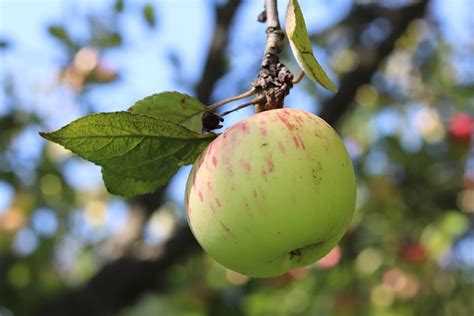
[0,0,472,315]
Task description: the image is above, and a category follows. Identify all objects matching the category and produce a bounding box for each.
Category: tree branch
[196,0,242,104]
[261,0,283,60]
[264,0,280,29]
[253,0,293,113]
[35,227,199,316]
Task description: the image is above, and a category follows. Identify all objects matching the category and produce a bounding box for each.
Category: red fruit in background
[315,245,342,269]
[448,113,473,142]
[401,243,427,264]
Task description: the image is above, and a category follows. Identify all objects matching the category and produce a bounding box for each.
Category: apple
[185,108,356,277]
[448,112,473,154]
[448,112,473,142]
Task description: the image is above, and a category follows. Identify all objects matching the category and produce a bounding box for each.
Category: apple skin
[185,108,356,277]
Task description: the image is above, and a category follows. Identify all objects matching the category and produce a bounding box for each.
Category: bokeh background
[1,0,473,315]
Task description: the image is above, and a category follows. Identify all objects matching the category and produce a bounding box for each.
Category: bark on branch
[253,0,293,113]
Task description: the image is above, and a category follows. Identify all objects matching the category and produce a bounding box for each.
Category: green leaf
[143,4,156,28]
[102,168,172,197]
[94,32,122,48]
[48,25,69,41]
[40,111,215,183]
[129,92,206,133]
[47,25,75,50]
[285,0,337,93]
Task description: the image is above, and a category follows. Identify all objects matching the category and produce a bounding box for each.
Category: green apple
[185,108,356,277]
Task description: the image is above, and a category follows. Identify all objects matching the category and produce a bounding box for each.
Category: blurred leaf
[47,25,75,49]
[0,39,10,50]
[48,25,69,41]
[88,15,123,48]
[114,0,124,13]
[143,4,156,28]
[167,50,182,72]
[86,67,119,85]
[285,0,337,93]
[439,211,469,237]
[129,92,206,133]
[40,112,215,184]
[94,32,122,48]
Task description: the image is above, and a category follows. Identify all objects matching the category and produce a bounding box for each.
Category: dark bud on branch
[202,111,224,132]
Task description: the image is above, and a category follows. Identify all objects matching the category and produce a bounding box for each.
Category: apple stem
[221,97,265,117]
[207,88,257,112]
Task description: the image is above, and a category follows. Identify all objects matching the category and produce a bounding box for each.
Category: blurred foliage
[0,1,473,316]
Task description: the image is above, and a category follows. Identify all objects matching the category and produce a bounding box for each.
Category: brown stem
[221,97,264,116]
[207,88,256,112]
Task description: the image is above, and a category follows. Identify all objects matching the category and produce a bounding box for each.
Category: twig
[264,0,280,29]
[207,88,257,112]
[221,97,265,116]
[261,0,284,65]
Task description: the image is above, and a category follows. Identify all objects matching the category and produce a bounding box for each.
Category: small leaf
[114,0,124,13]
[129,92,206,133]
[102,168,171,197]
[47,25,75,50]
[40,112,215,183]
[143,4,156,28]
[48,25,69,41]
[95,32,122,48]
[285,0,337,93]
